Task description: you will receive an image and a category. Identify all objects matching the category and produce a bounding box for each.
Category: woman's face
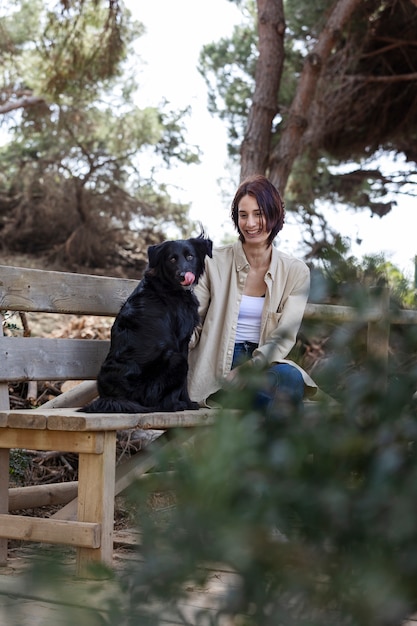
[237,194,270,245]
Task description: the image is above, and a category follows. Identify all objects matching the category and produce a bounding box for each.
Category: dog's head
[146,233,213,288]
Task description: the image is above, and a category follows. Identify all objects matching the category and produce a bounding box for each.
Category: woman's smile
[238,194,270,244]
[245,227,263,237]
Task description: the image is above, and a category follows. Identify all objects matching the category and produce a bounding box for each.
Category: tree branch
[268,0,363,191]
[0,95,45,115]
[349,72,417,82]
[240,0,285,179]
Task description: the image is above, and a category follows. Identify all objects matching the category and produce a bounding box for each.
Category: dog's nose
[180,272,195,286]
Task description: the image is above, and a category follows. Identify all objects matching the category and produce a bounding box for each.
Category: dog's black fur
[81,233,213,413]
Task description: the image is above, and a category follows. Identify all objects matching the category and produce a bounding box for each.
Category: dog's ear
[191,234,213,259]
[147,242,165,269]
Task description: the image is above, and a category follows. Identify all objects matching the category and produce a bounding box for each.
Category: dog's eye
[185,254,193,261]
[169,256,177,264]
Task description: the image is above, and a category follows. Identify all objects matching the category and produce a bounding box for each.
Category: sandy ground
[0,540,241,626]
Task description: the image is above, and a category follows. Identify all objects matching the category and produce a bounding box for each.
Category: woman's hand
[223,361,254,389]
[224,367,241,385]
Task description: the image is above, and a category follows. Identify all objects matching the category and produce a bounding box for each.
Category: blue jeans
[232,342,304,412]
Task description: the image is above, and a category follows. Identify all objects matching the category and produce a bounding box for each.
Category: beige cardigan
[187,240,317,404]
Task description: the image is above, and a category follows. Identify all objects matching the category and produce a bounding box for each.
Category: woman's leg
[228,347,304,416]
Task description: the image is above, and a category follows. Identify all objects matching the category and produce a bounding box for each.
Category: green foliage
[199,0,338,158]
[310,250,416,308]
[284,0,336,39]
[114,327,417,626]
[0,1,199,269]
[199,0,417,262]
[6,299,417,624]
[1,310,22,335]
[198,21,257,157]
[9,449,30,484]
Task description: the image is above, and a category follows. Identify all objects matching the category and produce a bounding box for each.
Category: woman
[188,174,317,413]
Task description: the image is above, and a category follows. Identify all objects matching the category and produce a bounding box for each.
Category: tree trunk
[268,0,363,191]
[240,0,285,180]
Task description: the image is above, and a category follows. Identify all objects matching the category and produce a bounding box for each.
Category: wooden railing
[304,286,417,382]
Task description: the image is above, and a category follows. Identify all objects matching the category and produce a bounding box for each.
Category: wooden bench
[1,264,413,577]
[0,264,215,577]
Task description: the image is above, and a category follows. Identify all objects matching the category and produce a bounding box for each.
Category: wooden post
[76,431,116,576]
[0,316,9,565]
[367,285,390,389]
[0,448,9,566]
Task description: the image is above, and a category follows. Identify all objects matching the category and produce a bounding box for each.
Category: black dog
[81,233,213,413]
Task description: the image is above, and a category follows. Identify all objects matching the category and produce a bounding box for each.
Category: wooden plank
[304,302,417,325]
[303,302,361,323]
[0,264,136,315]
[114,433,172,495]
[0,429,104,454]
[49,408,216,431]
[367,286,390,388]
[134,408,217,429]
[0,408,216,431]
[0,337,109,382]
[52,432,169,522]
[0,408,134,432]
[0,449,9,565]
[40,380,98,409]
[0,320,10,563]
[0,513,100,548]
[5,411,47,429]
[9,481,78,511]
[52,494,78,522]
[76,431,116,574]
[46,409,139,431]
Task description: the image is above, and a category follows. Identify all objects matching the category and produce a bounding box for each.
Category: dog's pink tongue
[181,272,195,286]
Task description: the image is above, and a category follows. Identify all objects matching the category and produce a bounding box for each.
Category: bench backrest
[1,264,404,408]
[0,265,137,383]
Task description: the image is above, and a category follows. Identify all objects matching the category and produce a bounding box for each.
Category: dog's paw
[170,400,199,412]
[175,401,189,411]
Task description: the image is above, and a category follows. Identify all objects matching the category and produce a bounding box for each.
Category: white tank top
[235,295,264,343]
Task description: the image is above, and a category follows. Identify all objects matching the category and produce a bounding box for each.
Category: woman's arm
[254,263,310,365]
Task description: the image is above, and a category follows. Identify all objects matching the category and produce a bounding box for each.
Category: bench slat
[0,514,100,548]
[0,264,136,315]
[0,407,218,431]
[0,427,106,453]
[0,336,109,381]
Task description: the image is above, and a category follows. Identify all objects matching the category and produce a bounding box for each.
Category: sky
[127,0,417,283]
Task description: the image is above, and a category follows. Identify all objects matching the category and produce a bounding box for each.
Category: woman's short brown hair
[231,174,285,246]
